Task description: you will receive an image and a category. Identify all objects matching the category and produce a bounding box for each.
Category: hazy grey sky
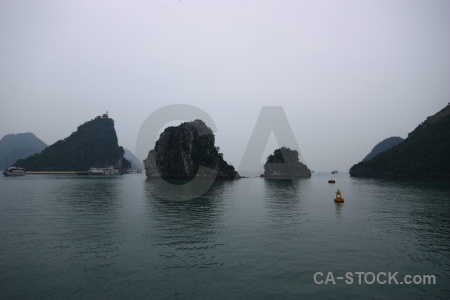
[1,0,449,172]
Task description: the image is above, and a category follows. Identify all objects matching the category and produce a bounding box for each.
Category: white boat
[3,166,26,176]
[88,167,104,175]
[101,166,121,175]
[88,166,121,175]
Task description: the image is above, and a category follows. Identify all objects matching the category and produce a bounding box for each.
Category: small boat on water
[100,166,122,175]
[331,170,338,174]
[3,166,26,177]
[328,179,335,183]
[89,167,106,175]
[334,189,344,203]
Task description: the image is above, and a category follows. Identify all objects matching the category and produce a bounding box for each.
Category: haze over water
[1,173,449,299]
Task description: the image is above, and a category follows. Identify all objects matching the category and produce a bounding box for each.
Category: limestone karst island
[144,119,240,179]
[14,114,131,172]
[4,103,449,179]
[143,120,313,180]
[261,147,311,178]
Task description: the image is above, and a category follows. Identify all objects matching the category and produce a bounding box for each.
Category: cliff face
[350,103,450,178]
[15,116,131,171]
[263,147,311,178]
[144,119,239,179]
[361,136,404,162]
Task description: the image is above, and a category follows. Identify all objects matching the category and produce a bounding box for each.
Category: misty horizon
[1,102,448,173]
[1,0,449,171]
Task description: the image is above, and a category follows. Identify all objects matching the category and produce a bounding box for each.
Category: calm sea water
[1,173,449,299]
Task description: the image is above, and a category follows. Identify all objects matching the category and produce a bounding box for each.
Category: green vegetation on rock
[15,116,131,171]
[350,103,450,178]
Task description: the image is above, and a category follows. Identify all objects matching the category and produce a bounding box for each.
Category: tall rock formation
[144,119,239,179]
[262,147,311,178]
[15,115,130,171]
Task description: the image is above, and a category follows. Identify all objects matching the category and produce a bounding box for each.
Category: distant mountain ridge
[361,136,404,162]
[124,148,143,170]
[0,132,47,170]
[350,103,450,177]
[15,115,131,171]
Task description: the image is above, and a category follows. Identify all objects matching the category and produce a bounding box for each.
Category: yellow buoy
[334,189,344,203]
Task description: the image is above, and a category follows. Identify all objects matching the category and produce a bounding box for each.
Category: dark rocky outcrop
[144,119,239,179]
[262,147,311,178]
[0,132,47,170]
[350,103,450,178]
[15,115,131,171]
[361,136,404,162]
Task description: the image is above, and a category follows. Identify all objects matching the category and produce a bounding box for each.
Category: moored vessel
[3,167,26,176]
[100,166,121,175]
[76,167,122,175]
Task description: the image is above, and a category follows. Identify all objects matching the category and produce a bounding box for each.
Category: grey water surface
[1,173,449,299]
